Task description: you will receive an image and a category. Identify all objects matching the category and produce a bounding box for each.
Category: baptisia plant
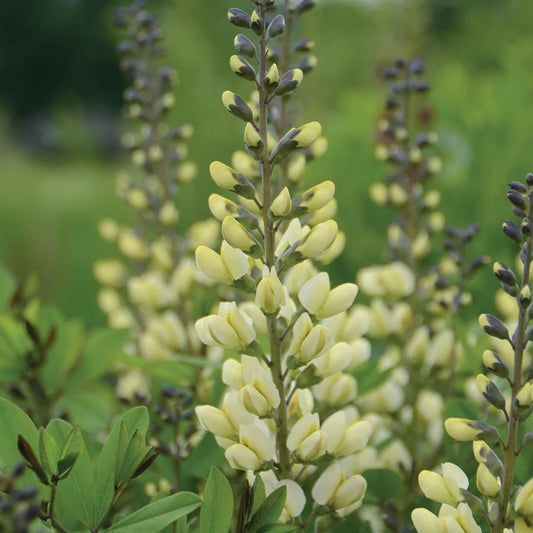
[353,58,485,530]
[95,0,218,385]
[194,0,372,528]
[413,176,533,533]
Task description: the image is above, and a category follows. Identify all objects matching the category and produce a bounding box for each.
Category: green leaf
[68,328,129,387]
[118,405,150,440]
[0,397,38,471]
[0,316,31,381]
[54,435,95,530]
[104,492,201,533]
[39,428,60,476]
[353,360,392,394]
[200,467,233,533]
[40,319,84,394]
[247,486,287,533]
[46,418,74,443]
[117,429,146,484]
[57,425,83,479]
[363,469,403,503]
[251,473,266,516]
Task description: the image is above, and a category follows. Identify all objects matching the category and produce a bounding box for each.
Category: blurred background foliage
[1,0,533,326]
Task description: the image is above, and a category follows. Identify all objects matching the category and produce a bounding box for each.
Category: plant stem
[257,3,291,479]
[494,208,532,533]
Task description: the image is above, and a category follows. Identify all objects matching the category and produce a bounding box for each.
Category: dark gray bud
[234,34,257,58]
[509,180,528,193]
[275,69,304,96]
[527,173,533,186]
[296,55,317,73]
[523,218,533,236]
[410,58,425,74]
[294,0,316,15]
[502,220,522,243]
[228,8,251,28]
[267,14,285,38]
[293,38,315,52]
[479,314,509,340]
[493,261,517,286]
[508,189,527,210]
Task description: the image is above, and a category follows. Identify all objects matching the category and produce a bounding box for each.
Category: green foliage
[199,467,233,533]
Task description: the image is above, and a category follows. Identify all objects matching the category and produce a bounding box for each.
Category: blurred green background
[1,0,533,326]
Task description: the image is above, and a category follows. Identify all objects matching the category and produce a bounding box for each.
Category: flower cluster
[95,2,219,392]
[194,0,372,526]
[413,176,533,533]
[351,58,485,528]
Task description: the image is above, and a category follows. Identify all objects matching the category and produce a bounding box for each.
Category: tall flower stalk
[355,58,485,530]
[413,175,533,532]
[194,0,372,528]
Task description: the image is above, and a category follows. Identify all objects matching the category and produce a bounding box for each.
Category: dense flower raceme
[94,3,223,402]
[194,0,372,526]
[413,177,533,533]
[348,61,486,517]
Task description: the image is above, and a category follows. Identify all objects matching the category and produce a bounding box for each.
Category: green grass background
[1,0,533,325]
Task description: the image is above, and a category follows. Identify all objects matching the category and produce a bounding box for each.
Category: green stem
[49,482,68,533]
[494,222,532,533]
[257,3,291,479]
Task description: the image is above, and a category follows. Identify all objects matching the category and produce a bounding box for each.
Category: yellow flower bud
[299,180,335,212]
[287,313,334,364]
[196,241,249,284]
[208,193,239,221]
[221,216,256,253]
[287,154,306,182]
[515,478,533,516]
[424,189,441,209]
[98,218,120,242]
[244,122,263,150]
[293,121,322,148]
[270,187,292,217]
[209,161,240,190]
[264,63,280,88]
[232,150,260,180]
[369,183,387,205]
[322,411,372,457]
[97,288,121,314]
[312,463,367,517]
[93,259,125,287]
[127,272,168,308]
[476,463,500,497]
[117,231,149,260]
[195,405,236,440]
[178,161,197,183]
[313,342,352,376]
[127,188,149,210]
[411,508,441,533]
[296,220,338,258]
[418,463,469,505]
[312,373,357,406]
[299,272,358,319]
[287,413,327,461]
[309,136,328,158]
[444,418,482,441]
[132,149,146,166]
[159,201,180,226]
[255,267,285,315]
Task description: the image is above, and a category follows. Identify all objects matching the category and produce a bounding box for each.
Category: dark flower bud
[508,189,527,210]
[275,69,304,96]
[410,58,425,73]
[293,37,315,52]
[394,57,407,69]
[222,91,254,122]
[227,8,251,28]
[509,180,528,193]
[250,10,263,35]
[527,172,533,186]
[234,34,257,58]
[502,220,522,243]
[493,261,517,286]
[267,14,285,38]
[294,0,316,15]
[383,67,399,79]
[478,314,509,340]
[296,55,317,73]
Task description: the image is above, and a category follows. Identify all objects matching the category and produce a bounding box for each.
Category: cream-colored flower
[196,241,249,284]
[321,411,372,457]
[418,463,469,505]
[312,463,366,517]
